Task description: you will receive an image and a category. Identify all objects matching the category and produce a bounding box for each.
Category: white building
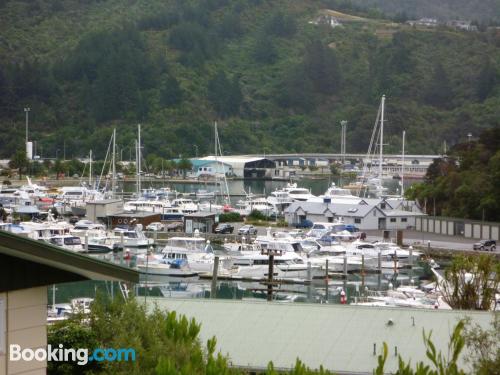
[200,156,276,178]
[284,199,425,230]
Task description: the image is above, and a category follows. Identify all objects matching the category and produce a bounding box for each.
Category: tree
[424,62,453,109]
[476,59,497,101]
[160,76,183,108]
[177,158,192,178]
[252,33,277,64]
[439,254,500,310]
[8,150,28,179]
[207,71,242,117]
[303,40,342,95]
[374,321,467,375]
[463,314,500,374]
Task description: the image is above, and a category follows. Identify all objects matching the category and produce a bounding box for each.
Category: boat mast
[137,124,142,196]
[401,130,405,197]
[111,128,116,197]
[89,150,92,188]
[379,95,385,180]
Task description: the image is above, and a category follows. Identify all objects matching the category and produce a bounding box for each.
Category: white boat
[171,198,198,213]
[283,183,316,202]
[123,199,172,213]
[231,251,322,279]
[266,189,293,213]
[137,257,198,277]
[112,225,154,248]
[236,197,277,217]
[46,234,84,252]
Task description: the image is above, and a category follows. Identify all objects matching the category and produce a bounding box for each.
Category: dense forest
[348,0,500,24]
[406,127,500,222]
[0,0,499,160]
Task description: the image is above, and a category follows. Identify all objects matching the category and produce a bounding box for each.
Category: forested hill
[348,0,500,24]
[0,0,499,160]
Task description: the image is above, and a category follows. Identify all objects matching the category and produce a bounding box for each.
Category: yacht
[123,199,172,213]
[46,234,84,252]
[112,225,154,248]
[231,251,322,279]
[266,189,293,213]
[171,198,198,213]
[283,183,316,202]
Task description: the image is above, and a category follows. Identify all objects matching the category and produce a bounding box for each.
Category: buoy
[340,289,346,304]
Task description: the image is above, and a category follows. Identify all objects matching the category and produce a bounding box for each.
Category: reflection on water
[51,264,431,305]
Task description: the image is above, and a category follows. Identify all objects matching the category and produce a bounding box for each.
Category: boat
[137,257,198,277]
[283,183,316,202]
[266,188,293,214]
[171,198,198,213]
[231,251,323,279]
[46,234,84,252]
[112,225,154,249]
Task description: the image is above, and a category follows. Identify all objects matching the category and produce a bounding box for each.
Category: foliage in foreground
[48,295,499,374]
[374,321,467,375]
[439,254,500,310]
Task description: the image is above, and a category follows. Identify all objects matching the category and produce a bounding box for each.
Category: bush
[247,209,267,221]
[218,212,242,222]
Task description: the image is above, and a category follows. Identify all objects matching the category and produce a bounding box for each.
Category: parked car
[215,223,234,234]
[166,222,184,232]
[238,225,258,235]
[295,219,313,229]
[146,222,165,231]
[473,239,496,251]
[344,224,360,233]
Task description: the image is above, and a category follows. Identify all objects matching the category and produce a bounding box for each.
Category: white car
[146,222,165,231]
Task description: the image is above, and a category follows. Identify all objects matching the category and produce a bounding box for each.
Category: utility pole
[24,107,31,159]
[340,120,347,165]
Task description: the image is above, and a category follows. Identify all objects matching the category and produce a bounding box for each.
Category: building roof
[184,212,217,218]
[0,230,139,292]
[189,159,232,169]
[285,202,379,218]
[145,298,492,374]
[382,209,426,217]
[109,212,161,218]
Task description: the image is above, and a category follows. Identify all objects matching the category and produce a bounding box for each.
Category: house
[0,230,138,375]
[284,200,425,230]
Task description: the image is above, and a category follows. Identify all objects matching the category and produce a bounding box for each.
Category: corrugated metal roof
[145,298,493,374]
[285,202,377,218]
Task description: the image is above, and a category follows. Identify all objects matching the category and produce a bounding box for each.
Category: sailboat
[357,95,389,198]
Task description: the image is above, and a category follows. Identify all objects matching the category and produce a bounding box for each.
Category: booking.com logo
[9,344,136,365]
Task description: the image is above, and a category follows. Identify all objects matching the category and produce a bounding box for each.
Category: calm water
[119,177,406,199]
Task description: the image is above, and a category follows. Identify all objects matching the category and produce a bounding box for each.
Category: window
[401,218,407,222]
[328,217,333,223]
[355,218,361,224]
[381,203,386,209]
[390,218,396,223]
[373,210,376,216]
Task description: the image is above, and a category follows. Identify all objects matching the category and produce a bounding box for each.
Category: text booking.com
[10,344,136,365]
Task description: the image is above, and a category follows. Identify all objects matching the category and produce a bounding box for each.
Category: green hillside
[0,0,499,160]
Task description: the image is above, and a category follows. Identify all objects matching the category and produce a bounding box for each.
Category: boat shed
[184,212,217,234]
[146,298,493,374]
[105,211,161,228]
[86,199,122,222]
[200,156,276,178]
[0,231,138,375]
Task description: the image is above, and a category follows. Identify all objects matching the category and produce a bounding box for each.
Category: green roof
[0,230,139,292]
[145,298,494,374]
